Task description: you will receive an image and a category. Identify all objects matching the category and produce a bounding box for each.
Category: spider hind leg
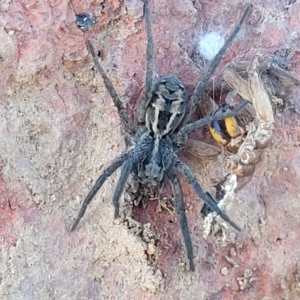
[175,157,241,232]
[167,171,195,271]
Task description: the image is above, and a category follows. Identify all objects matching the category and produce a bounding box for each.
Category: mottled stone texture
[0,0,299,299]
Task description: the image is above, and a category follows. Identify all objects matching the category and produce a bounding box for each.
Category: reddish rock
[0,0,299,299]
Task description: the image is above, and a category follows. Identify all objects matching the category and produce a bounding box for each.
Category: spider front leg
[71,151,131,231]
[182,4,252,126]
[174,156,241,231]
[86,40,135,136]
[176,100,248,148]
[167,171,194,271]
[136,0,154,126]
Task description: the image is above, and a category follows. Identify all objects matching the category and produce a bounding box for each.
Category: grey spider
[71,0,252,271]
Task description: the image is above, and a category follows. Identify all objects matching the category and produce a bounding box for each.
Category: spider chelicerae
[71,0,252,271]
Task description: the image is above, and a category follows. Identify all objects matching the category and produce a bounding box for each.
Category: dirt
[0,0,300,299]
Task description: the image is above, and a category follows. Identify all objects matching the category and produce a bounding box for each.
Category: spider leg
[177,100,248,146]
[174,156,241,231]
[86,40,135,136]
[167,171,195,271]
[113,159,133,218]
[136,0,154,126]
[71,152,130,231]
[182,4,252,126]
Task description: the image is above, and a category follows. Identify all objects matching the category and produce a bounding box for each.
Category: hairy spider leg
[86,40,135,136]
[113,159,133,218]
[167,171,195,271]
[174,157,241,231]
[136,0,154,126]
[71,152,131,231]
[182,4,252,126]
[178,99,248,138]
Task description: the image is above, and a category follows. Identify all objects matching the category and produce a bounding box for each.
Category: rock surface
[0,0,299,299]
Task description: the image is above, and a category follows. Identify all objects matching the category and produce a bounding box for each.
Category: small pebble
[76,13,97,32]
[146,244,156,255]
[221,266,229,276]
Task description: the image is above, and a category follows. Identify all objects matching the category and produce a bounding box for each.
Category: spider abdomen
[146,74,187,136]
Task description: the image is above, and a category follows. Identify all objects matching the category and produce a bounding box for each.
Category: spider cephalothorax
[71,0,252,271]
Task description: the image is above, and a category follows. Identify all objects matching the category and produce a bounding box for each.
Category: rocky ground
[0,0,300,299]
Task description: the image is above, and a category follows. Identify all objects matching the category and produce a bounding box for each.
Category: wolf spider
[71,0,252,271]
